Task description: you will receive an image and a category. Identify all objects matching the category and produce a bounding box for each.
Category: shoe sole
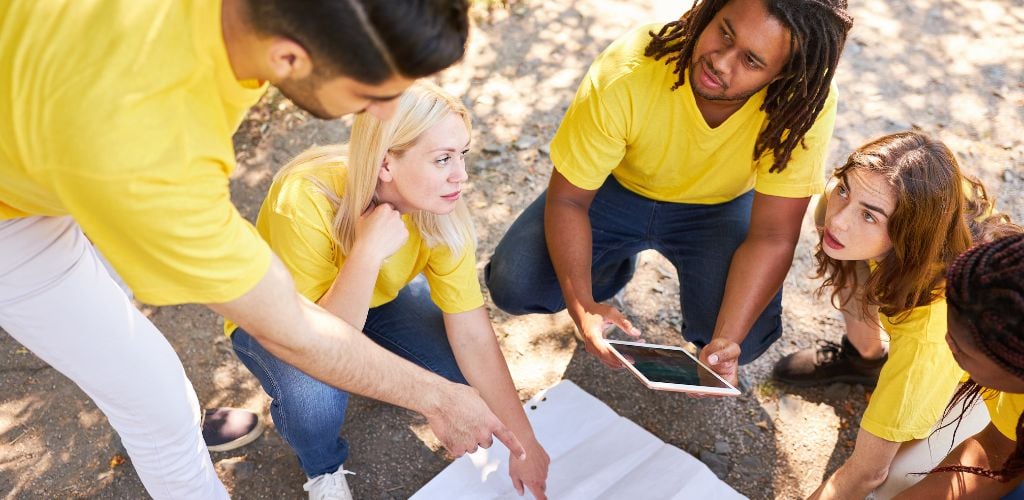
[206,417,266,453]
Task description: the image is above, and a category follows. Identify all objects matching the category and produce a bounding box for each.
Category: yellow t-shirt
[0,0,271,305]
[549,24,837,204]
[861,299,965,442]
[224,165,484,335]
[984,390,1024,441]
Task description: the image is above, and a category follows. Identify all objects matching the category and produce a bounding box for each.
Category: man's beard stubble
[276,75,335,120]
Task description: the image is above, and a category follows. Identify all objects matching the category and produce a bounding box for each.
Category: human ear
[266,37,313,80]
[378,156,394,183]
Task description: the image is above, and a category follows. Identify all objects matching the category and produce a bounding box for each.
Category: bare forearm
[209,256,449,417]
[812,428,900,500]
[713,236,796,343]
[317,247,383,331]
[813,462,888,500]
[446,309,536,443]
[544,197,596,317]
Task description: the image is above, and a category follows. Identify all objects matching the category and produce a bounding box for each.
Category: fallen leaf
[109,454,126,469]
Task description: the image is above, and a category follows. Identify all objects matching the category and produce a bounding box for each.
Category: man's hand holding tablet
[605,340,741,396]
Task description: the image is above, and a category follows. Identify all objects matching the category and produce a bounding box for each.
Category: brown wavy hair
[644,0,853,173]
[814,131,1019,320]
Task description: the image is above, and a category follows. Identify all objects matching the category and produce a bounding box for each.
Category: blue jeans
[1005,482,1024,500]
[231,276,466,478]
[485,176,782,364]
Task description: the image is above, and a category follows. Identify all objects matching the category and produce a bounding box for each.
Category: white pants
[0,216,227,499]
[874,389,992,498]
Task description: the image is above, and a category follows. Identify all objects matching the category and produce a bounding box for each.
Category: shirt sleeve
[424,243,485,314]
[49,160,272,306]
[259,175,341,304]
[984,391,1024,441]
[753,81,838,199]
[548,62,632,190]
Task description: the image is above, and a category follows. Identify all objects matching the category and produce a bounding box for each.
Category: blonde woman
[224,82,549,500]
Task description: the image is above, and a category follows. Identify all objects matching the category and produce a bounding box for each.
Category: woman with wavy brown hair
[772,131,1018,498]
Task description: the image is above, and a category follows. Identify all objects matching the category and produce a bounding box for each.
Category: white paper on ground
[412,379,746,500]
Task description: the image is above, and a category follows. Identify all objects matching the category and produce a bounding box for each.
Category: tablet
[605,340,741,396]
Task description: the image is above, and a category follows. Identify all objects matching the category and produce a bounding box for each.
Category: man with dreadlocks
[486,0,852,384]
[893,233,1024,498]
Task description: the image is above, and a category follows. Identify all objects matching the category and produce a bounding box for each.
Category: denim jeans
[485,176,783,364]
[231,276,466,478]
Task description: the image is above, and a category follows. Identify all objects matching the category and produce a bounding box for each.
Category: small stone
[218,457,255,479]
[539,143,551,156]
[739,427,758,449]
[713,440,732,455]
[699,449,730,479]
[514,135,539,150]
[824,382,851,401]
[778,394,801,423]
[985,66,1006,81]
[1004,169,1016,182]
[738,455,762,470]
[482,143,503,154]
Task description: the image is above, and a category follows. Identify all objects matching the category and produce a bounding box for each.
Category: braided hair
[644,0,852,173]
[930,233,1024,481]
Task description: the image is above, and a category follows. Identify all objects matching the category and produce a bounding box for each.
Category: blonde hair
[275,81,475,256]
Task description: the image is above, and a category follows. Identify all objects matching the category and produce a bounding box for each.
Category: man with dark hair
[0,0,525,498]
[486,0,853,385]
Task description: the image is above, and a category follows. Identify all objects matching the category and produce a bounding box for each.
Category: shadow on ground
[1,0,1022,498]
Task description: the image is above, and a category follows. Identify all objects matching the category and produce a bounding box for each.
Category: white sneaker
[303,468,355,500]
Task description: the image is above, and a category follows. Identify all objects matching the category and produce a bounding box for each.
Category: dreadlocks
[644,0,853,173]
[931,233,1024,481]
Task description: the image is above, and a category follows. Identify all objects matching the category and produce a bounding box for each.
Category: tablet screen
[610,343,731,389]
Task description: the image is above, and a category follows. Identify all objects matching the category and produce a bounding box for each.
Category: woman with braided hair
[770,131,1019,498]
[893,233,1024,498]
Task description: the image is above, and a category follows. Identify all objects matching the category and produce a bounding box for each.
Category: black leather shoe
[772,335,886,388]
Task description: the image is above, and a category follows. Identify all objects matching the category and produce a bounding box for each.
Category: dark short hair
[245,0,470,83]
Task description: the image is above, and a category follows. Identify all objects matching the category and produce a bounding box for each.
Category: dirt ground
[2,0,1022,498]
